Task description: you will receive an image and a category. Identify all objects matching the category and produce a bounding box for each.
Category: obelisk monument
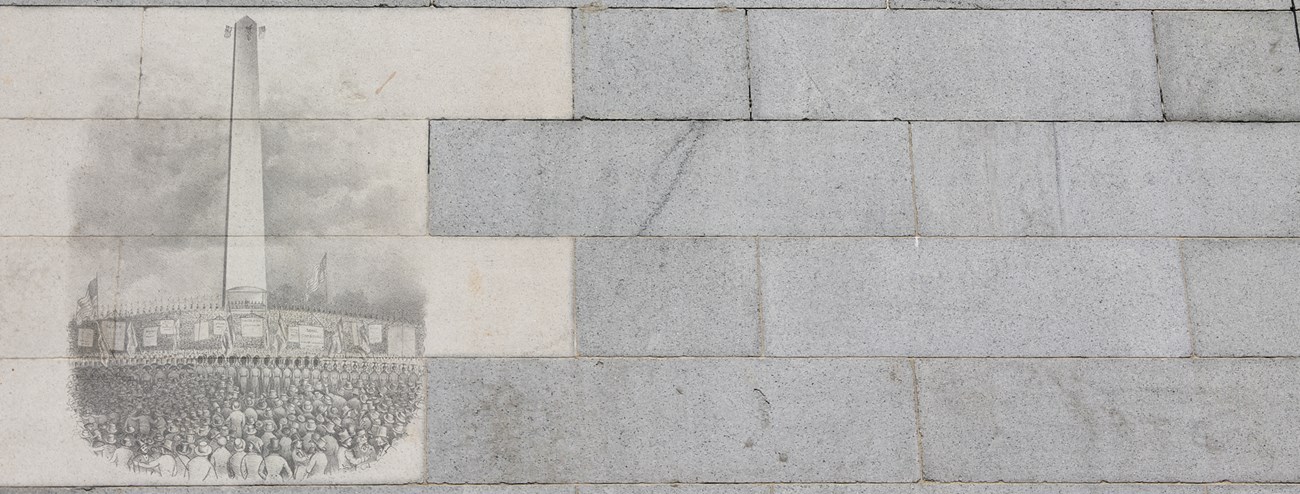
[222,16,268,308]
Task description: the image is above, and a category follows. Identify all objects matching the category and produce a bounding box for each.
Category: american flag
[75,277,98,322]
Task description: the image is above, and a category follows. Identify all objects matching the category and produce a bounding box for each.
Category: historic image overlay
[66,17,426,482]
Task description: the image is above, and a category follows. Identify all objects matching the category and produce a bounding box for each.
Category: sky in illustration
[71,120,424,236]
[69,121,427,315]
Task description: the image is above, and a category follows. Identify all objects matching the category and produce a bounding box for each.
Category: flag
[305,253,327,303]
[75,276,98,322]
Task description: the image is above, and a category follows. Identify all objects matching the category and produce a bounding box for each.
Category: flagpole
[92,272,99,320]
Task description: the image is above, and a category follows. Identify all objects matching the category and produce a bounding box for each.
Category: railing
[75,297,423,325]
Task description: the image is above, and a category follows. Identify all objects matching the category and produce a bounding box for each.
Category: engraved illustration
[65,17,426,482]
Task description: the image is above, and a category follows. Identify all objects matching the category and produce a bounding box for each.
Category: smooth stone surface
[16,488,572,493]
[0,236,573,358]
[0,7,142,118]
[1055,123,1300,236]
[0,359,426,486]
[574,8,748,119]
[1156,12,1300,121]
[576,238,759,356]
[139,8,571,119]
[761,238,1190,357]
[266,237,575,358]
[918,359,1300,482]
[3,0,425,4]
[0,238,120,359]
[912,122,1061,236]
[895,0,1284,8]
[415,237,576,357]
[428,121,913,236]
[426,358,918,482]
[0,120,427,236]
[0,120,216,236]
[749,10,1160,121]
[262,120,428,236]
[0,487,1222,494]
[1183,240,1300,357]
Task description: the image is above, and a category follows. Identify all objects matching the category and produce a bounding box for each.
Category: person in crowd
[188,441,215,481]
[72,357,420,481]
[261,446,293,481]
[210,437,232,479]
[132,446,177,477]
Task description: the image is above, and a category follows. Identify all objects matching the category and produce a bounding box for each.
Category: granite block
[749,10,1160,120]
[573,8,749,119]
[919,359,1300,482]
[761,238,1190,357]
[426,358,918,482]
[1156,12,1300,121]
[429,121,913,236]
[576,238,759,356]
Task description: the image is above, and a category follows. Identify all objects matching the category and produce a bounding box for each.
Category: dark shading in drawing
[65,17,426,481]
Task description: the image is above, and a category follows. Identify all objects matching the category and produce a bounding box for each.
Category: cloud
[72,121,229,235]
[262,121,426,235]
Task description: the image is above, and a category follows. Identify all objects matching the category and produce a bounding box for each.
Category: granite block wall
[2,0,1299,490]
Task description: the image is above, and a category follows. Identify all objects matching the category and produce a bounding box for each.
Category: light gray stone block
[919,359,1300,482]
[442,0,880,5]
[0,237,120,359]
[761,238,1190,357]
[426,358,918,482]
[0,119,428,237]
[576,238,759,356]
[912,122,1061,236]
[774,484,1202,494]
[1183,240,1300,357]
[5,0,425,4]
[15,488,572,493]
[574,8,749,119]
[895,0,1284,8]
[139,8,571,119]
[0,7,142,118]
[1055,123,1300,236]
[749,10,1160,121]
[428,121,913,236]
[1156,12,1300,121]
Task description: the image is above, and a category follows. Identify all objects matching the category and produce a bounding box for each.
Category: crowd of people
[71,356,423,481]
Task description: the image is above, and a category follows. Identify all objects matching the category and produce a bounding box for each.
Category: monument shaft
[223,16,267,304]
